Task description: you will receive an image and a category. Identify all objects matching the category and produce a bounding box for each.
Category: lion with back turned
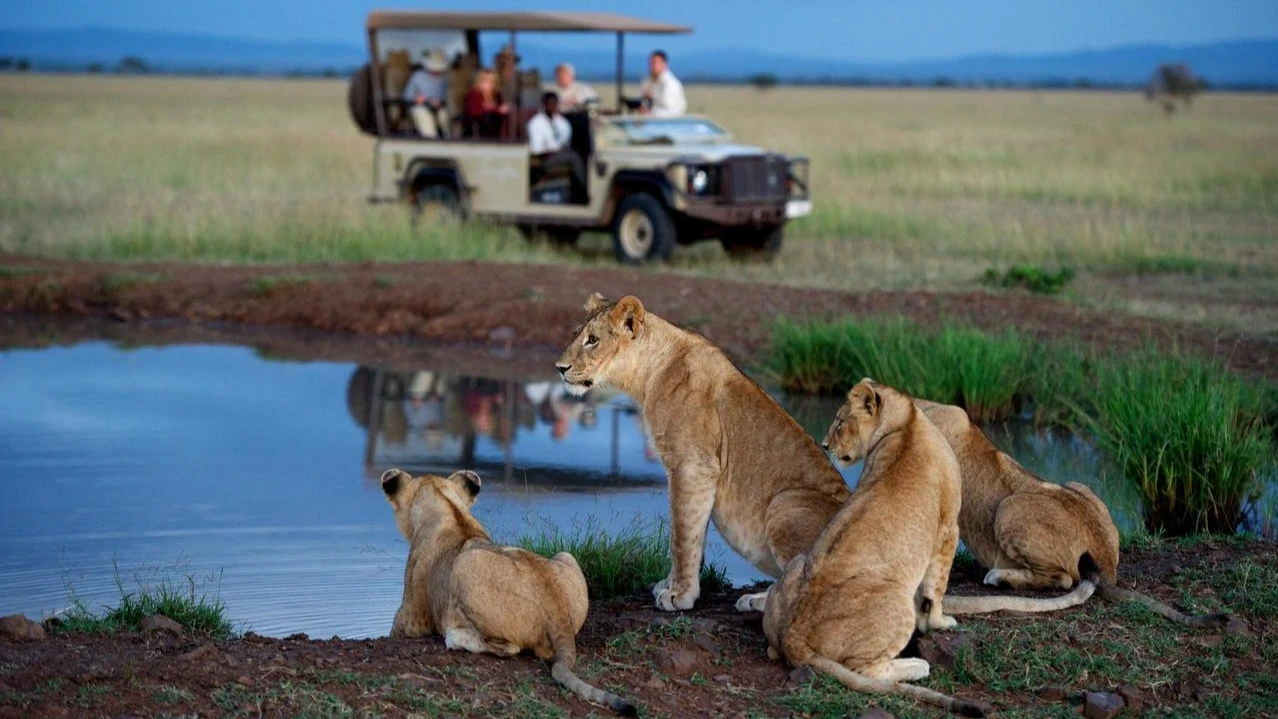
[555,293,851,612]
[381,468,637,716]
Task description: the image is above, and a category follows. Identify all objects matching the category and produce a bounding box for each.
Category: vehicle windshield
[604,117,731,145]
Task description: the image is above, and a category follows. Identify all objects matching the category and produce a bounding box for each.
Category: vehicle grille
[726,156,789,201]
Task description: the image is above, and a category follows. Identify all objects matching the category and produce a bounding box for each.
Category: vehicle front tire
[412,184,465,228]
[721,225,784,262]
[612,194,676,264]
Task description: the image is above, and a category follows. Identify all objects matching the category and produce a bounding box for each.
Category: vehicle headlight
[690,169,709,194]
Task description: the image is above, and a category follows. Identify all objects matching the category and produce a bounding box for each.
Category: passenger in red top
[464,69,510,139]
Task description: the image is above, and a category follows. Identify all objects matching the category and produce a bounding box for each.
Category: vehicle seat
[382,49,414,132]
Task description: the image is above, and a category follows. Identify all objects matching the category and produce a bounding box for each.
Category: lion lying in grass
[556,293,851,612]
[381,468,638,716]
[918,399,1229,626]
[762,380,988,717]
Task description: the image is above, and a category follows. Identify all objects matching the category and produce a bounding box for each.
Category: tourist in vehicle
[401,48,451,138]
[640,50,686,117]
[463,69,510,139]
[552,63,598,113]
[527,92,586,203]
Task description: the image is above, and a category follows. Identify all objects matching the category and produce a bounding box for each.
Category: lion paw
[734,591,768,613]
[983,569,1011,587]
[652,577,699,611]
[891,658,931,682]
[930,614,958,631]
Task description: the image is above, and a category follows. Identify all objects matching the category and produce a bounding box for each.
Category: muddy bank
[1,256,1274,380]
[1,538,1273,718]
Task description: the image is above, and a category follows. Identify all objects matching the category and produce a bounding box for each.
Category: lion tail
[549,625,638,717]
[805,655,989,716]
[944,553,1100,615]
[1095,581,1230,628]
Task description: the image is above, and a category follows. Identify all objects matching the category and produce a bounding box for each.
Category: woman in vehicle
[463,69,510,139]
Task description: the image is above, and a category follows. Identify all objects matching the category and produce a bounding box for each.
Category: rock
[1116,685,1152,713]
[644,674,665,689]
[1199,634,1223,648]
[916,633,971,669]
[692,634,722,661]
[1083,691,1125,719]
[859,708,896,719]
[1037,685,1068,701]
[787,666,815,688]
[712,674,732,684]
[236,675,253,686]
[177,643,217,662]
[653,648,701,678]
[140,614,183,635]
[0,614,47,641]
[689,619,720,634]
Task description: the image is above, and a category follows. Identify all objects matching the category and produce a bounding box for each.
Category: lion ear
[450,470,482,502]
[609,295,646,337]
[381,468,409,497]
[849,381,881,417]
[584,292,610,313]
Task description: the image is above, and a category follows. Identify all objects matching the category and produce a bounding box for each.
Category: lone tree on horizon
[1145,63,1204,115]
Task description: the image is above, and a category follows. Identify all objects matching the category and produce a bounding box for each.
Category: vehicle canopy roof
[366,10,691,34]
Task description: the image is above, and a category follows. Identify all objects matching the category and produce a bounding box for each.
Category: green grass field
[1,75,1275,333]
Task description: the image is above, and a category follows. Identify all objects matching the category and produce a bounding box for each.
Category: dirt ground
[1,256,1274,380]
[1,539,1274,719]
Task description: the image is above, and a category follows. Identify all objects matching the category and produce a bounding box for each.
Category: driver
[527,92,586,203]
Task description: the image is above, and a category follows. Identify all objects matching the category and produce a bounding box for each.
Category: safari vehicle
[348,10,812,263]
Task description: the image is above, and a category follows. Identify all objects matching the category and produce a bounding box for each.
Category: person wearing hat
[402,48,451,139]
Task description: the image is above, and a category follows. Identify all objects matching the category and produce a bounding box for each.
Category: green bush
[514,517,729,601]
[982,264,1077,295]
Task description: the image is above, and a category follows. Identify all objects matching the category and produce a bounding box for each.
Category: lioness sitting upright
[763,380,987,717]
[556,293,851,611]
[917,400,1229,626]
[381,468,637,716]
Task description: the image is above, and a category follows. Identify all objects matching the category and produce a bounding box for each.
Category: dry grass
[2,75,1275,332]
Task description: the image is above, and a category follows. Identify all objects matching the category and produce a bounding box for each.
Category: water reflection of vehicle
[346,366,661,486]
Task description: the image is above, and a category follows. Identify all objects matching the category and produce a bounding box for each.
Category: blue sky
[3,0,1276,62]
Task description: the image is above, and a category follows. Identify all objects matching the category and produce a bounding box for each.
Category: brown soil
[2,539,1273,719]
[1,256,1274,379]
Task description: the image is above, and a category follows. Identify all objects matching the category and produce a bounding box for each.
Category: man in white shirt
[527,92,586,203]
[552,63,598,113]
[401,48,450,138]
[639,50,687,117]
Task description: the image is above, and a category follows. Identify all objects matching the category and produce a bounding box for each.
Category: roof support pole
[615,31,624,113]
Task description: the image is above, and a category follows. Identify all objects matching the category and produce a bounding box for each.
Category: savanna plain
[0,74,1276,718]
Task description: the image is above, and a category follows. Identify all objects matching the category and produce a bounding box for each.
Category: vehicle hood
[603,141,775,162]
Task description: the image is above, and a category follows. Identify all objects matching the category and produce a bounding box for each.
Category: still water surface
[0,339,1157,638]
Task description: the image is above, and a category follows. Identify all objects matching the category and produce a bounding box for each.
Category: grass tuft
[1070,350,1273,535]
[770,317,1034,421]
[514,517,730,601]
[56,561,235,639]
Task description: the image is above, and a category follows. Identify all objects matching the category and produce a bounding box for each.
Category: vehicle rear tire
[612,194,676,264]
[412,184,464,228]
[721,225,784,262]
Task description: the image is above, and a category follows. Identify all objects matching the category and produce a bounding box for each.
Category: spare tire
[348,63,377,135]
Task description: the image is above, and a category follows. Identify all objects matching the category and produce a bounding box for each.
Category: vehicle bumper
[680,200,791,227]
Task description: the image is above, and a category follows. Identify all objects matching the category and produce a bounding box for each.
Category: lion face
[555,293,646,397]
[822,379,885,466]
[381,468,482,540]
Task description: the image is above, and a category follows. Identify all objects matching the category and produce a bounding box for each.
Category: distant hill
[2,26,1276,86]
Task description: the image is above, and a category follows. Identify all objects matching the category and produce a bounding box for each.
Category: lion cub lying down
[381,468,638,717]
[763,380,988,717]
[918,400,1229,627]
